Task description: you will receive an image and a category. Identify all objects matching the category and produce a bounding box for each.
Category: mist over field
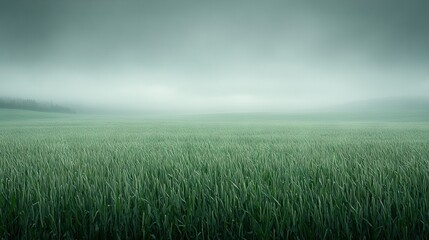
[1,0,428,113]
[2,1,429,239]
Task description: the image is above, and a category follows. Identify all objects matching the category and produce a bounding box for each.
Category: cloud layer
[1,0,428,113]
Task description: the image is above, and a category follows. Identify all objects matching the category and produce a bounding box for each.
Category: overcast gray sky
[1,0,428,113]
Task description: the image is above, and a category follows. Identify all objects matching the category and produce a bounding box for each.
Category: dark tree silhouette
[0,98,75,113]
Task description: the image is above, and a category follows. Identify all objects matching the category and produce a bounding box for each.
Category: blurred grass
[1,110,429,239]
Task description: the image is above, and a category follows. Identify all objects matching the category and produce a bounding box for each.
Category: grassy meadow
[1,109,429,239]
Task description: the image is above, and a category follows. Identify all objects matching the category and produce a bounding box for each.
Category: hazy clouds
[1,0,428,113]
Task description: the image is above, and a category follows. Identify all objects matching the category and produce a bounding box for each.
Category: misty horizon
[1,0,428,113]
[2,2,429,238]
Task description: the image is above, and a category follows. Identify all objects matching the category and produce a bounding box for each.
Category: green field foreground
[1,110,429,239]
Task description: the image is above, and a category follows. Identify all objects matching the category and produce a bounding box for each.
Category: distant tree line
[0,98,75,113]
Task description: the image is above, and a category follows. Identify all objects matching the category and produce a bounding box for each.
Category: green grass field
[1,109,429,239]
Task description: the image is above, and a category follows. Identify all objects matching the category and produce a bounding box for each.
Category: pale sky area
[1,0,428,113]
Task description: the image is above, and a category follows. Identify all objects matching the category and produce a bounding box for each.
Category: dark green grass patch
[1,114,429,239]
